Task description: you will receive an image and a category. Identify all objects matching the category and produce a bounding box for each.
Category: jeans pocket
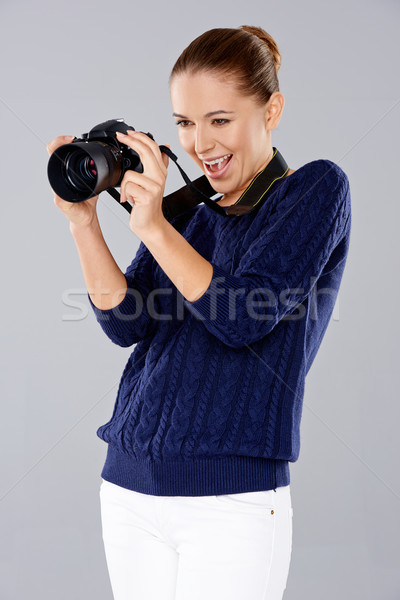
[214,490,276,514]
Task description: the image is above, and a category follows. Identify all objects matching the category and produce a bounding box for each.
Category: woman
[47,25,351,600]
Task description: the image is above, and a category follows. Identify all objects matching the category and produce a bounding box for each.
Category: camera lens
[64,151,98,193]
[47,139,130,202]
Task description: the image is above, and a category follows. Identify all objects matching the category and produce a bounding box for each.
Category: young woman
[47,25,351,600]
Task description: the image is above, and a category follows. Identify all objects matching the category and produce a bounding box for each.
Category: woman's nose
[195,126,214,156]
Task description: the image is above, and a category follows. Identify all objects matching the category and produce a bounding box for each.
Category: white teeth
[203,154,232,166]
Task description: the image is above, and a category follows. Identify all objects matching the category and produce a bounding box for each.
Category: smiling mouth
[203,154,232,174]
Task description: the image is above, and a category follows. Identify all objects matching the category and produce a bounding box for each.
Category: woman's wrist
[69,215,101,238]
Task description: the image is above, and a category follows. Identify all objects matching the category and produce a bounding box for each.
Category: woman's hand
[115,130,169,238]
[47,135,99,229]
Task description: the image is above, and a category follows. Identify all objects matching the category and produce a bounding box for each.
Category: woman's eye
[175,119,229,127]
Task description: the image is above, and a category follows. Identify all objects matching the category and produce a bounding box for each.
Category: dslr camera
[47,118,155,203]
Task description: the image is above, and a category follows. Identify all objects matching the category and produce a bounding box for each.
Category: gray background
[1,0,399,598]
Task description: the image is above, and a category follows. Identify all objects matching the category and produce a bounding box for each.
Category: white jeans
[99,478,293,600]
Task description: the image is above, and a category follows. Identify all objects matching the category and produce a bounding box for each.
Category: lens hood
[47,118,141,202]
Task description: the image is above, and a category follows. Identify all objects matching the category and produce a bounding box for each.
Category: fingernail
[127,130,136,135]
[64,135,74,141]
[116,131,126,137]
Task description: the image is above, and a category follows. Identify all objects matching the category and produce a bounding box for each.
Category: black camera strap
[106,145,290,220]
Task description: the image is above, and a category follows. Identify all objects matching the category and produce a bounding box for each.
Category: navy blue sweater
[88,158,351,496]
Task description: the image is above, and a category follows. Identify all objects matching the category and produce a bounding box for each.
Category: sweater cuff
[184,263,247,329]
[87,274,147,343]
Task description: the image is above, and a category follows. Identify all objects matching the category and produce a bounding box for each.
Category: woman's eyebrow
[172,110,235,118]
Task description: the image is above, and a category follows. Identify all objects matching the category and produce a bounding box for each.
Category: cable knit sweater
[88,158,352,496]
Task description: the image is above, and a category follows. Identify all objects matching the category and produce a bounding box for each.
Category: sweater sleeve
[87,240,157,347]
[183,162,351,349]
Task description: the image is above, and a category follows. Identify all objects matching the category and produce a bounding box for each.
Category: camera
[47,118,155,203]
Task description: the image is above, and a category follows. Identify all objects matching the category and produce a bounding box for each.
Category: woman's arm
[73,218,158,347]
[140,220,213,303]
[70,217,128,310]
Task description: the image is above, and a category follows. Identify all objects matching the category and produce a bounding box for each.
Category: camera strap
[106,145,290,220]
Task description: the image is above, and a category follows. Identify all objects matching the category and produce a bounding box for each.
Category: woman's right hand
[47,135,99,228]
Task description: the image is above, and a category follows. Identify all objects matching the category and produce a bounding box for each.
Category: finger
[127,131,165,165]
[161,144,170,169]
[161,150,170,169]
[119,171,159,204]
[123,174,161,204]
[46,135,75,155]
[124,131,166,176]
[124,180,157,205]
[116,131,167,179]
[120,170,159,192]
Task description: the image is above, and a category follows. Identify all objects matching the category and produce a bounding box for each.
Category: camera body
[47,118,154,202]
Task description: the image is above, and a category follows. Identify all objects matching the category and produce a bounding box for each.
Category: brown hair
[169,25,281,106]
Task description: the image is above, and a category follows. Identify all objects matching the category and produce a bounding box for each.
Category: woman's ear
[264,92,285,131]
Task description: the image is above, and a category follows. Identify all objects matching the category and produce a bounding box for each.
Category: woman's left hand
[115,130,170,237]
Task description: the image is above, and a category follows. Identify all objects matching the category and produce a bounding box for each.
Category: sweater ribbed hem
[100,443,290,496]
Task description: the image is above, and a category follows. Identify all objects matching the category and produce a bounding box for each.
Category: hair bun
[170,26,281,103]
[240,25,281,73]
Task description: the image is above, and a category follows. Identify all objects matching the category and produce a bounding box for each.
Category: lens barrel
[47,140,125,202]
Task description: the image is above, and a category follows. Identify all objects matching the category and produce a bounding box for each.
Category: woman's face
[170,71,281,203]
